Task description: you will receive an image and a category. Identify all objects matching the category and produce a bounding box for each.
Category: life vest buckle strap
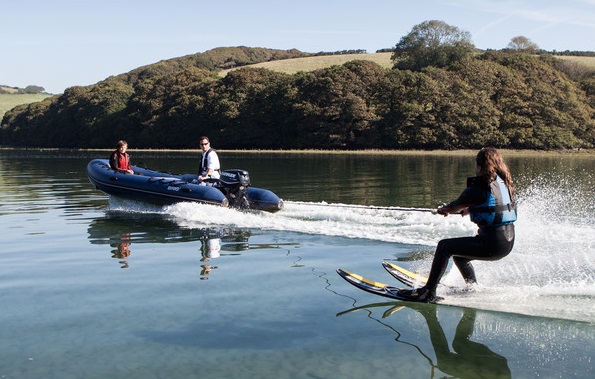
[472,204,514,213]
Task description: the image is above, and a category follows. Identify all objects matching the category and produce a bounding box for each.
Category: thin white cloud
[441,0,595,50]
[447,0,595,28]
[474,13,517,38]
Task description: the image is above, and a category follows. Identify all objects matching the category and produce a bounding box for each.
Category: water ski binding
[336,263,443,303]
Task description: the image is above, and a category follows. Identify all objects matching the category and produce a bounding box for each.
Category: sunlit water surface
[0,150,593,379]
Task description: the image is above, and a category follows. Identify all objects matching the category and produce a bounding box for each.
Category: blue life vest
[469,175,517,226]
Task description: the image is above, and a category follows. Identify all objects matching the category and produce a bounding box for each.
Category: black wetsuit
[425,177,516,291]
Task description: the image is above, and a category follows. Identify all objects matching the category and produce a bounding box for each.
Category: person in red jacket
[109,140,134,174]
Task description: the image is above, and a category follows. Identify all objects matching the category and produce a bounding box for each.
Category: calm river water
[1,149,594,379]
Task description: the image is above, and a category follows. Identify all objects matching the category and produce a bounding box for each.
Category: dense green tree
[424,67,503,148]
[291,60,385,148]
[0,97,54,146]
[373,69,442,148]
[391,20,476,71]
[580,77,595,108]
[23,85,45,94]
[55,81,135,147]
[373,66,501,149]
[210,67,295,148]
[454,58,528,146]
[496,54,594,148]
[1,81,134,147]
[126,68,218,147]
[506,36,539,53]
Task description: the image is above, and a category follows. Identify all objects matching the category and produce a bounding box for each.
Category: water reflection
[87,212,300,279]
[110,233,132,268]
[199,238,221,279]
[87,212,253,270]
[338,302,511,379]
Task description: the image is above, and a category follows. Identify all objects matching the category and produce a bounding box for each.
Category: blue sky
[3,0,595,94]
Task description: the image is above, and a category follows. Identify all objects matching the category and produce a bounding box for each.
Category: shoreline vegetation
[2,41,594,150]
[1,146,593,157]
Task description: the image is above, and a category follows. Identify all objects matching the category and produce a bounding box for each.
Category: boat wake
[162,199,475,246]
[110,172,595,323]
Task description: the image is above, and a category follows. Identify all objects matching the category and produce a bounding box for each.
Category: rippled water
[1,149,593,379]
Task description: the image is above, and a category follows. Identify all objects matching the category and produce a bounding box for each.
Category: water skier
[398,147,517,302]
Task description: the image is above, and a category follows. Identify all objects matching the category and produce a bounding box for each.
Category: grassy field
[219,52,394,76]
[220,52,595,76]
[0,93,53,119]
[556,55,595,69]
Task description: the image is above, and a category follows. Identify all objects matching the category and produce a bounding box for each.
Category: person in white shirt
[198,136,221,184]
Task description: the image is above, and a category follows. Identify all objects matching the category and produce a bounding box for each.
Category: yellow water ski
[338,269,390,290]
[336,268,443,303]
[337,268,401,299]
[382,261,428,287]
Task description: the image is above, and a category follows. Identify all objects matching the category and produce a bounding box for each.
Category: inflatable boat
[87,159,283,212]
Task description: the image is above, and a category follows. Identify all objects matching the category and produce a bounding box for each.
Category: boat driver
[198,136,221,184]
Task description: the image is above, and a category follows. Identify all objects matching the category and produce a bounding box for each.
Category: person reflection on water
[197,136,221,185]
[408,304,511,379]
[199,238,221,280]
[337,302,511,378]
[110,233,131,269]
[109,140,134,174]
[398,147,517,302]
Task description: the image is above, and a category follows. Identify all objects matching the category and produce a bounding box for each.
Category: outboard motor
[218,169,251,209]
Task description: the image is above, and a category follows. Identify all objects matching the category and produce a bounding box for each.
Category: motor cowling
[217,169,251,208]
[219,169,250,187]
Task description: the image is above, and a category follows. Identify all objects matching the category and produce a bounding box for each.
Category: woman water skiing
[397,147,517,302]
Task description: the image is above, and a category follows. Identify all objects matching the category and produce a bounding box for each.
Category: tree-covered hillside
[112,46,310,87]
[2,38,594,150]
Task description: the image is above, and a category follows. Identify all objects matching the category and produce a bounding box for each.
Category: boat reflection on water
[87,212,254,273]
[338,302,511,379]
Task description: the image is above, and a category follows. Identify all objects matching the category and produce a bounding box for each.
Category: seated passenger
[109,140,134,174]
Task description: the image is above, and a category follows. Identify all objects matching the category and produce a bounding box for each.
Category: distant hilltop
[0,85,49,95]
[2,42,594,150]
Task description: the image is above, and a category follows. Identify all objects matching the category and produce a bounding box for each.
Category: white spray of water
[114,172,594,322]
[166,201,475,245]
[451,173,595,322]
